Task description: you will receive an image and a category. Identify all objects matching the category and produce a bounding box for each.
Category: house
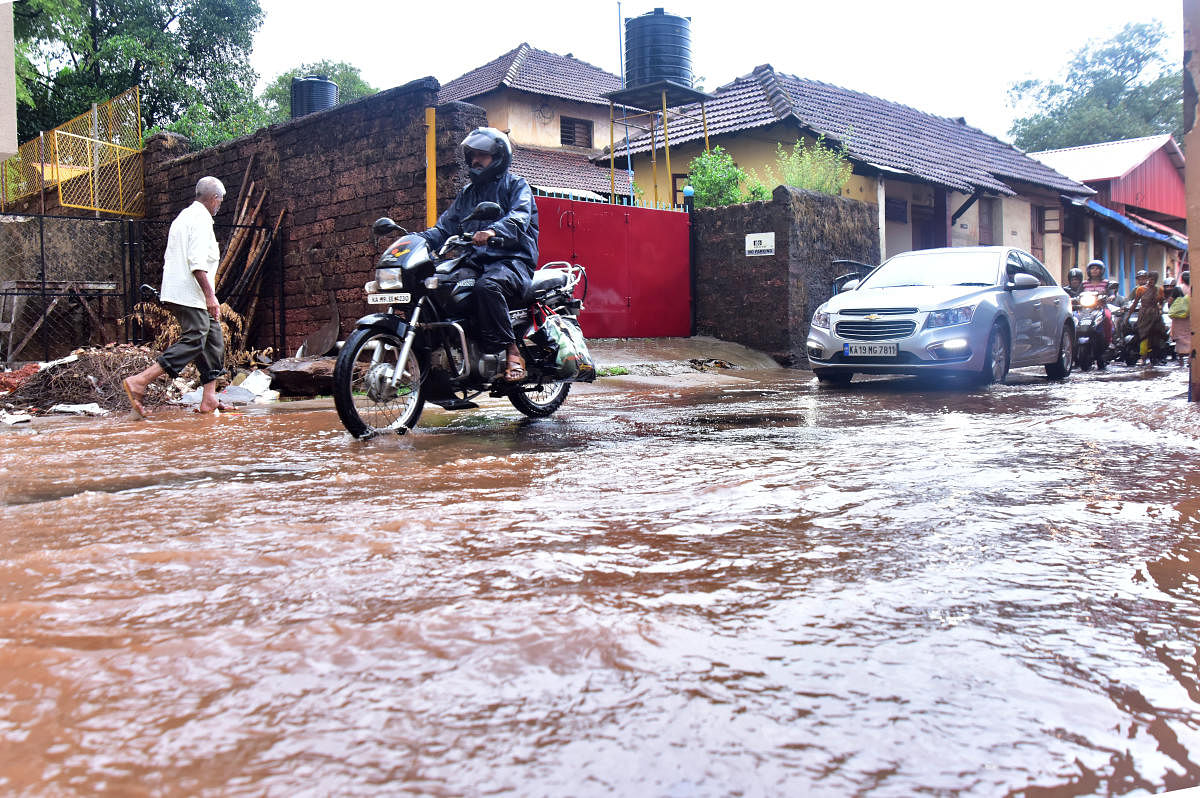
[602,63,1094,270]
[1031,135,1187,291]
[438,43,632,200]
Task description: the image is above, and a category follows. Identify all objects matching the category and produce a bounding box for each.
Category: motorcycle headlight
[1079,291,1099,308]
[811,306,831,330]
[376,267,403,290]
[923,305,975,330]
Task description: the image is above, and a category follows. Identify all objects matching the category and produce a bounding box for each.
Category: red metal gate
[535,196,691,338]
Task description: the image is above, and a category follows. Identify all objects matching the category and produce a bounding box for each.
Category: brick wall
[140,78,485,355]
[693,185,879,367]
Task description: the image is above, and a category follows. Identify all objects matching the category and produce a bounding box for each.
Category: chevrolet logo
[865,313,881,321]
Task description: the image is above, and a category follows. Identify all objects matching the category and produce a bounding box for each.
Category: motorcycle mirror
[465,202,503,223]
[372,217,405,237]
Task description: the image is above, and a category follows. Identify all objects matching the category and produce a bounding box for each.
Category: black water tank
[624,8,692,89]
[290,75,339,118]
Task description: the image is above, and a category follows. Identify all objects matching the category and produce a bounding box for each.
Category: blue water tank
[290,75,339,118]
[624,8,693,89]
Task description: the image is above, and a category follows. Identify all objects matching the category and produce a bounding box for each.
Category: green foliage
[754,135,852,196]
[686,146,765,208]
[14,0,264,141]
[151,82,268,149]
[597,365,630,377]
[258,60,377,125]
[1008,21,1182,151]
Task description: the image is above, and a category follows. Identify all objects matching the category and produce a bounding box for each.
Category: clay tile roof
[439,43,622,107]
[512,145,632,196]
[608,64,1092,198]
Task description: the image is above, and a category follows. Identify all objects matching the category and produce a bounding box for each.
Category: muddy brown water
[2,364,1200,796]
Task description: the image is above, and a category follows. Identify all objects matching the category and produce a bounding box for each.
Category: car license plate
[844,343,897,357]
[367,292,410,305]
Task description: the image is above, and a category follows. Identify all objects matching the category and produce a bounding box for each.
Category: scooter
[1072,290,1108,371]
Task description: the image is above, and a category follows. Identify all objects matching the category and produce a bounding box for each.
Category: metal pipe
[661,90,672,206]
[425,107,437,229]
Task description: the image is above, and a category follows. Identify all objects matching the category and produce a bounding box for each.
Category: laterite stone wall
[141,78,485,355]
[693,185,880,367]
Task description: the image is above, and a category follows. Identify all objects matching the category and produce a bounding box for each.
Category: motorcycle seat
[532,268,568,295]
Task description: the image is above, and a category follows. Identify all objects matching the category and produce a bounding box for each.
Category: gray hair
[195,176,226,201]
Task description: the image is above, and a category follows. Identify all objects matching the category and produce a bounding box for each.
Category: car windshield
[859,250,1001,289]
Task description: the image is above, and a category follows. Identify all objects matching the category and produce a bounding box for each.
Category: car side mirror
[839,279,860,293]
[1008,273,1039,291]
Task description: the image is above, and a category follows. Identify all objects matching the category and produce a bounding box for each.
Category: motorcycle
[1071,290,1108,371]
[333,201,591,438]
[1115,298,1174,367]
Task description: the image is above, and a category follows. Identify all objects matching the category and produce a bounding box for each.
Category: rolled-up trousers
[156,302,225,384]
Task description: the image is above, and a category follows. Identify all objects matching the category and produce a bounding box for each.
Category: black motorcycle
[1115,299,1174,367]
[333,202,590,438]
[1071,290,1108,371]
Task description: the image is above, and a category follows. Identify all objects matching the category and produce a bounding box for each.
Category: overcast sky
[251,0,1184,144]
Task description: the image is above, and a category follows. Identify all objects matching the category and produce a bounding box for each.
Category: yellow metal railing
[1,87,144,216]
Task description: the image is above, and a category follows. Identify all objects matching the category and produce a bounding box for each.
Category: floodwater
[2,363,1200,796]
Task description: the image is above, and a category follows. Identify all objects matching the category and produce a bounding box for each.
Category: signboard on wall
[745,232,775,256]
[885,198,908,224]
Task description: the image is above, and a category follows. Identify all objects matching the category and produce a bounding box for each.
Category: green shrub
[755,135,852,196]
[686,146,765,207]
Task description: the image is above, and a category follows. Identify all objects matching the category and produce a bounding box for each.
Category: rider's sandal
[503,354,527,383]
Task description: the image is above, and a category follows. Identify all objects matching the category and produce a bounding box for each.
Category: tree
[14,0,263,141]
[1008,21,1183,151]
[753,136,853,196]
[258,60,377,125]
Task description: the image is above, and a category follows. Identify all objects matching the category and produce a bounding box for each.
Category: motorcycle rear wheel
[333,328,426,438]
[508,380,570,417]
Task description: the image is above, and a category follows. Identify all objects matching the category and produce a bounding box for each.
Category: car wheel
[815,369,853,386]
[978,322,1009,385]
[1045,324,1074,380]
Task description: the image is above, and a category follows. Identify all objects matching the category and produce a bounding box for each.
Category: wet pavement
[2,353,1200,796]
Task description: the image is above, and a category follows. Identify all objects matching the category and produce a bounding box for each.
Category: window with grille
[560,117,593,148]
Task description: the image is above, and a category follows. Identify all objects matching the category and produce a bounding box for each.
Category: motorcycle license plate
[844,343,897,357]
[367,292,411,305]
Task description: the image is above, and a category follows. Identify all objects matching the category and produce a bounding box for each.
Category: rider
[1080,259,1114,347]
[1064,267,1084,297]
[417,127,539,382]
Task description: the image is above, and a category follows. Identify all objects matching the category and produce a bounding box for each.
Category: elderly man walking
[123,176,227,417]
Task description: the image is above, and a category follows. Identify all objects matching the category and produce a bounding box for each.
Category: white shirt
[160,200,219,309]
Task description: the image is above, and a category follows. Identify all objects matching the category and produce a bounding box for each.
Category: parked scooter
[1071,290,1108,371]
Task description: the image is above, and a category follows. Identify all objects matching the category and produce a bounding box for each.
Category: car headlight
[812,306,831,330]
[923,305,975,330]
[376,267,403,290]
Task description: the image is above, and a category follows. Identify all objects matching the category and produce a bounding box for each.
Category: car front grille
[838,307,918,316]
[835,320,917,340]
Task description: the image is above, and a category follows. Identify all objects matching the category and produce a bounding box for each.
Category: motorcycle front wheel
[333,328,426,438]
[508,380,570,418]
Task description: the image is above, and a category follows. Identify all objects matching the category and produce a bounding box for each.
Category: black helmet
[461,127,512,186]
[1086,259,1105,278]
[1067,268,1083,283]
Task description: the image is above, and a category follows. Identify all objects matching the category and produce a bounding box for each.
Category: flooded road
[2,361,1200,796]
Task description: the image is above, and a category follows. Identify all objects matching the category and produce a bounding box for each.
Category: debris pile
[6,344,192,412]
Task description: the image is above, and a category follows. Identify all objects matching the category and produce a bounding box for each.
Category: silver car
[806,247,1074,385]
